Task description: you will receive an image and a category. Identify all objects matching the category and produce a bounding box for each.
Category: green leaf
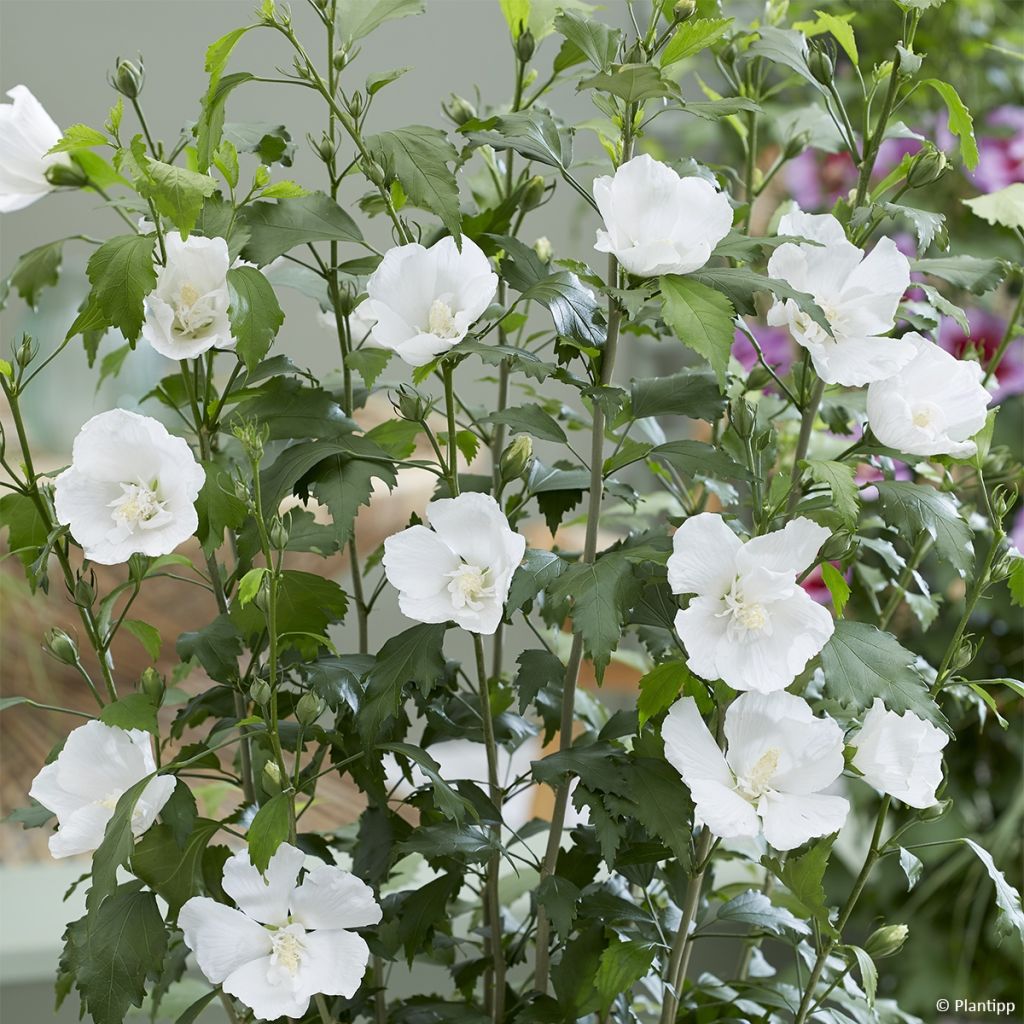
[300,452,397,548]
[237,567,268,607]
[0,491,48,574]
[195,463,247,555]
[874,481,974,578]
[7,240,64,309]
[899,846,923,890]
[486,403,566,442]
[338,0,424,42]
[519,271,604,347]
[660,17,732,66]
[86,234,157,343]
[380,742,470,822]
[461,110,573,169]
[366,66,412,95]
[122,619,162,660]
[637,662,688,729]
[793,10,858,64]
[64,883,168,1024]
[704,890,811,936]
[49,123,108,153]
[174,990,219,1024]
[581,63,679,103]
[764,836,837,937]
[225,377,355,441]
[176,613,243,682]
[659,275,736,384]
[804,459,859,526]
[912,255,1008,294]
[594,938,656,1013]
[226,266,285,370]
[258,179,309,199]
[961,838,1024,941]
[924,79,979,170]
[507,548,569,613]
[554,11,621,71]
[247,793,292,873]
[360,623,447,741]
[649,440,752,481]
[821,620,945,728]
[747,26,825,92]
[1008,557,1024,608]
[536,875,581,938]
[88,775,157,910]
[820,562,851,616]
[392,874,459,964]
[963,183,1024,231]
[365,126,462,240]
[196,24,255,171]
[240,192,364,265]
[131,819,219,914]
[138,161,218,238]
[846,945,877,1007]
[630,369,725,421]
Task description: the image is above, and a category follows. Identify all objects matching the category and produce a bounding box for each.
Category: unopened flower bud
[269,519,290,551]
[808,48,834,85]
[74,574,96,607]
[906,145,948,189]
[394,384,430,422]
[45,161,88,188]
[952,639,976,671]
[864,924,909,958]
[110,57,145,99]
[261,760,283,796]
[44,628,79,665]
[14,335,38,368]
[314,133,336,163]
[919,797,951,821]
[673,0,697,20]
[332,49,349,72]
[500,434,534,485]
[820,532,853,562]
[533,236,553,262]
[521,175,546,211]
[784,132,812,161]
[296,691,326,726]
[516,28,536,62]
[730,399,756,440]
[442,93,477,126]
[348,91,364,118]
[250,678,272,706]
[140,667,165,704]
[361,158,387,189]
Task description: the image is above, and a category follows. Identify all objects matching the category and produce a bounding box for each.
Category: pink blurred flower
[801,562,850,606]
[938,308,1024,402]
[971,106,1024,194]
[732,320,796,377]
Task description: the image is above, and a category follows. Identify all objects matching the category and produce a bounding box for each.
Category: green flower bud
[361,157,387,189]
[919,797,951,822]
[110,57,145,100]
[45,161,88,188]
[314,132,336,163]
[730,399,756,440]
[332,49,349,72]
[296,691,326,726]
[820,532,854,562]
[348,91,364,118]
[74,574,96,608]
[521,175,546,211]
[673,0,697,21]
[906,145,948,189]
[516,28,536,63]
[442,93,477,126]
[140,667,165,704]
[269,519,290,551]
[533,236,553,262]
[261,760,283,796]
[499,434,534,485]
[393,383,430,422]
[864,924,909,958]
[784,132,812,161]
[250,678,272,706]
[808,48,834,85]
[14,335,38,368]
[44,628,79,666]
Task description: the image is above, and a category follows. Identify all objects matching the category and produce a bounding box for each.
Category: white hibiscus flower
[383,492,526,635]
[593,153,733,277]
[180,843,381,1021]
[668,513,834,693]
[54,409,205,565]
[663,692,850,851]
[851,699,949,808]
[866,332,991,458]
[142,233,236,359]
[767,209,916,386]
[28,720,174,859]
[0,85,72,212]
[354,236,498,367]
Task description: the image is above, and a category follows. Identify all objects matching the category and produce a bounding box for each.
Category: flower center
[427,299,460,339]
[910,401,944,434]
[718,579,773,640]
[445,562,496,611]
[738,747,782,799]
[108,480,171,531]
[793,300,840,346]
[172,281,217,337]
[270,928,305,976]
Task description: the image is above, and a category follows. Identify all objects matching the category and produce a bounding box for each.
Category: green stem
[853,49,902,209]
[785,378,825,516]
[443,363,460,496]
[314,992,334,1024]
[473,633,507,1022]
[879,534,932,631]
[792,797,890,1024]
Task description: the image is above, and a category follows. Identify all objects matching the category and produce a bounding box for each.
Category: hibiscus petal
[758,791,849,851]
[841,235,910,326]
[294,929,371,1001]
[689,779,760,840]
[673,600,730,682]
[662,697,732,788]
[290,863,382,930]
[179,897,272,984]
[738,517,831,577]
[382,525,459,600]
[666,513,741,597]
[223,954,309,1020]
[427,492,523,572]
[48,803,114,858]
[222,843,305,926]
[810,333,917,387]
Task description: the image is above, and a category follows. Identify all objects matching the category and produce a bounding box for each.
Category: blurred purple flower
[971,106,1024,193]
[733,320,796,377]
[1010,505,1024,557]
[938,308,1024,402]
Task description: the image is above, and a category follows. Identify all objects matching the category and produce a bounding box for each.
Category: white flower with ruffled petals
[0,85,71,212]
[142,234,236,359]
[867,332,991,458]
[28,720,174,859]
[180,843,380,1021]
[593,154,733,277]
[851,698,948,808]
[383,492,526,635]
[354,236,498,367]
[767,209,915,386]
[663,692,849,851]
[54,409,205,565]
[668,513,834,693]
